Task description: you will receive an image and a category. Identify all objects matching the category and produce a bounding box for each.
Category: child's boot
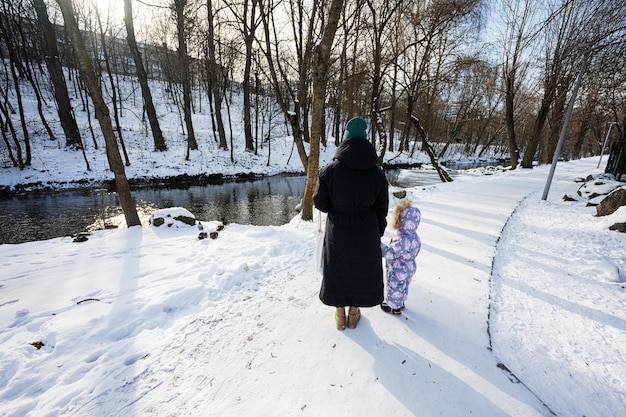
[335,307,346,330]
[347,306,361,328]
[381,302,402,315]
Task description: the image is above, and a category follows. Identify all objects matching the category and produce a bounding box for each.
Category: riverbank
[0,170,304,199]
[0,116,510,198]
[0,134,350,195]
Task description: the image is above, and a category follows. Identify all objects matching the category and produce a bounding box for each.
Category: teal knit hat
[342,117,368,141]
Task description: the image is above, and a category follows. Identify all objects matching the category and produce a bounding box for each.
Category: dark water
[0,160,508,244]
[0,175,306,244]
[385,168,451,188]
[386,158,510,188]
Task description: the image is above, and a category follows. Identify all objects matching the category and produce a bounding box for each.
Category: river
[0,175,306,244]
[0,160,507,244]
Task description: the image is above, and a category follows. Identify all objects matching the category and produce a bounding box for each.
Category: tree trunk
[174,0,197,158]
[409,115,453,183]
[302,0,344,221]
[522,92,551,167]
[95,11,131,166]
[55,0,141,228]
[0,95,23,168]
[206,0,228,150]
[498,0,534,169]
[369,15,384,164]
[542,85,568,164]
[0,18,31,166]
[123,0,166,151]
[243,34,254,151]
[504,69,520,169]
[33,0,82,147]
[0,111,19,167]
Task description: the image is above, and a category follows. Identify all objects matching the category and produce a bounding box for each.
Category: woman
[314,117,389,330]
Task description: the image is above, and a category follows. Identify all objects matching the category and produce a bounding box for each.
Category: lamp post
[597,121,617,169]
[542,51,590,201]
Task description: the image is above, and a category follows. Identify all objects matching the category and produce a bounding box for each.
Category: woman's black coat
[313,138,389,307]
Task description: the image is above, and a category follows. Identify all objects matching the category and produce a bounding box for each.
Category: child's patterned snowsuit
[381,206,421,310]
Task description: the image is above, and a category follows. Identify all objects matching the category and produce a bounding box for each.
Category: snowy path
[377,169,553,416]
[122,168,556,416]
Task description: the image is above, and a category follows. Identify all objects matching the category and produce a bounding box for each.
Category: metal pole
[542,52,590,201]
[597,122,617,168]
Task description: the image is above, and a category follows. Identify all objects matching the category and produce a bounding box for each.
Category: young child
[380,199,421,315]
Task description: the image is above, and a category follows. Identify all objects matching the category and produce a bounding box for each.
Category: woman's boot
[335,307,346,330]
[347,306,361,329]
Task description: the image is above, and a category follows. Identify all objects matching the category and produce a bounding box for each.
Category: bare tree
[499,0,535,169]
[438,57,498,158]
[410,115,453,182]
[123,0,167,151]
[33,0,83,148]
[520,0,626,167]
[521,1,576,167]
[393,1,483,164]
[0,1,32,166]
[225,0,263,151]
[0,68,24,168]
[55,0,141,228]
[301,0,344,221]
[364,0,407,165]
[258,0,316,172]
[94,8,131,166]
[171,0,198,159]
[591,28,626,153]
[321,0,365,146]
[205,0,228,150]
[4,0,60,147]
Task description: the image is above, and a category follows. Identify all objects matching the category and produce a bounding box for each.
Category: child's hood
[400,206,421,234]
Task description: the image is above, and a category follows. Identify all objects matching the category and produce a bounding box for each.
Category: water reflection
[141,176,305,228]
[0,189,119,244]
[386,158,510,188]
[385,168,451,188]
[0,176,305,244]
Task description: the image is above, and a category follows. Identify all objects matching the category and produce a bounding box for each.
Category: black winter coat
[313,138,389,307]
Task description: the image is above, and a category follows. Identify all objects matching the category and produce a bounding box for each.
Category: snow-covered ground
[1,64,624,415]
[1,156,625,416]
